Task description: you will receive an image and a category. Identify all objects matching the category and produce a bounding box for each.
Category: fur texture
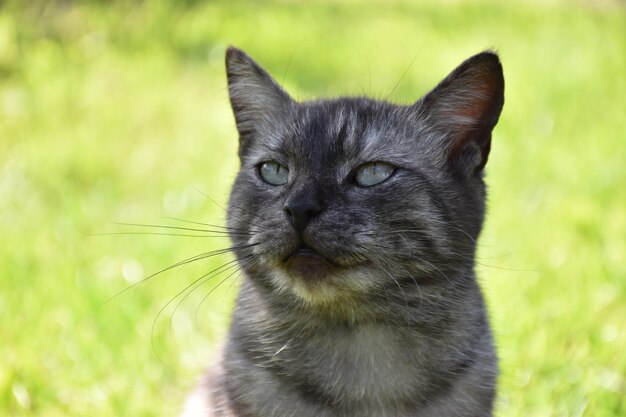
[183,47,504,417]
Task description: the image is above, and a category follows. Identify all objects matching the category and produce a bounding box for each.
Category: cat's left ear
[416,52,504,175]
[225,47,294,142]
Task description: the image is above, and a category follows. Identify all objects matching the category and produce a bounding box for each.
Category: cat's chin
[268,259,379,305]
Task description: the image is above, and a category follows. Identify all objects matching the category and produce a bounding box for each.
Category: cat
[182,46,504,417]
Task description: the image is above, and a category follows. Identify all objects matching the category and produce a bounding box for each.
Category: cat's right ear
[225,47,294,142]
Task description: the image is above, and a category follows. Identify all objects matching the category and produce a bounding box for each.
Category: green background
[1,0,625,416]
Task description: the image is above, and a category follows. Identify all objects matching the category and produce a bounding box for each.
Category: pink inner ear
[454,73,499,123]
[421,52,504,172]
[443,71,500,169]
[458,94,490,121]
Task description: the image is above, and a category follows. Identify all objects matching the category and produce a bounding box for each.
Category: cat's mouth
[283,243,333,263]
[282,243,339,279]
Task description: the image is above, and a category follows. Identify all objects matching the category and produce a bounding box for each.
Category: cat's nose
[284,196,323,232]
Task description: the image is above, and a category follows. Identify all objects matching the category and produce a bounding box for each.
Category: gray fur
[183,47,504,417]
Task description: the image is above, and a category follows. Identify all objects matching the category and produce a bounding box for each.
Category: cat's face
[225,48,504,305]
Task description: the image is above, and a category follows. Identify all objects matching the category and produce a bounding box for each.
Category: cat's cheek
[247,227,299,262]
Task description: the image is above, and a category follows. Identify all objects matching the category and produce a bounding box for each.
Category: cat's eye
[355,162,395,187]
[258,161,289,186]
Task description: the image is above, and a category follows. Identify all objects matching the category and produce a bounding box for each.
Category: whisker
[192,186,267,230]
[444,225,477,246]
[355,217,478,244]
[356,244,411,317]
[150,256,252,343]
[170,256,254,326]
[419,258,454,286]
[281,40,303,87]
[194,254,261,324]
[111,221,253,236]
[371,260,411,318]
[159,216,262,234]
[104,243,259,304]
[89,232,238,238]
[474,262,541,273]
[385,259,424,302]
[384,36,427,101]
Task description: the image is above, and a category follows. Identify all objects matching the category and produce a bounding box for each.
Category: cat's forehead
[244,98,427,173]
[283,99,419,166]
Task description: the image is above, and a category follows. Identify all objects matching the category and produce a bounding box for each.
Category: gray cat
[183,47,504,417]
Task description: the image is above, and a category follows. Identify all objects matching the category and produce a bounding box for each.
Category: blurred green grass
[0,0,625,416]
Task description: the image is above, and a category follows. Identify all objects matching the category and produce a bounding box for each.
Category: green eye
[258,161,289,185]
[355,162,395,187]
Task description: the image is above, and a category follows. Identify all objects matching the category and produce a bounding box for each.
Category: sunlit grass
[0,1,624,416]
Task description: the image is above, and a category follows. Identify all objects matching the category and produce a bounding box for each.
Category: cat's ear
[225,47,294,141]
[417,51,504,175]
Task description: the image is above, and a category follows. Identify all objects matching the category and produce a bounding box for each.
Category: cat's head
[225,47,503,306]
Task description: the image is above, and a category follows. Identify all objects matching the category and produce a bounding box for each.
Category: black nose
[284,195,323,232]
